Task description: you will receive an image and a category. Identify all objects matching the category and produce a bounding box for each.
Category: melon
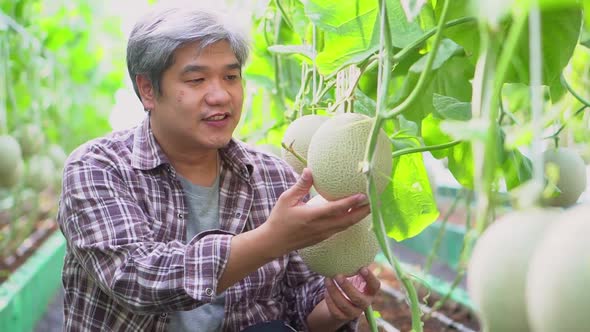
[25,155,56,191]
[0,158,24,189]
[306,113,392,201]
[466,208,561,332]
[47,144,68,169]
[281,114,328,174]
[0,135,22,186]
[14,124,45,159]
[542,147,587,207]
[298,195,380,277]
[526,204,590,332]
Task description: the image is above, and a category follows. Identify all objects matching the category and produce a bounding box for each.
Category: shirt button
[160,313,168,318]
[205,288,214,296]
[177,213,184,219]
[235,212,241,218]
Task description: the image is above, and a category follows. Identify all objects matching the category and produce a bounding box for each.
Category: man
[57,6,380,332]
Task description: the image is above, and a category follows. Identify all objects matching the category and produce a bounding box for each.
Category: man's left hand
[324,267,381,322]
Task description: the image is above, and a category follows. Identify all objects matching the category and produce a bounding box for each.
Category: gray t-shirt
[167,173,225,332]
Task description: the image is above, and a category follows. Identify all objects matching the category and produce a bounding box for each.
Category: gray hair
[126,7,250,103]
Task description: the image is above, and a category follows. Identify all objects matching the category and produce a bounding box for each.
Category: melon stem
[281,141,308,166]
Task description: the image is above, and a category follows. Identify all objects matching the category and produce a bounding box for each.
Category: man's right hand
[259,168,371,258]
[218,168,370,293]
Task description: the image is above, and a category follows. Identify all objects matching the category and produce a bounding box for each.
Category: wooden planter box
[0,230,66,332]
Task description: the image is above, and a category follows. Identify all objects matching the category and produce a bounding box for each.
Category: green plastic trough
[0,230,66,332]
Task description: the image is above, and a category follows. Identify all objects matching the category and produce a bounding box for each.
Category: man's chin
[208,137,233,150]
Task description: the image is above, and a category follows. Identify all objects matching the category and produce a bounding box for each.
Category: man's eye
[226,75,240,81]
[189,78,204,83]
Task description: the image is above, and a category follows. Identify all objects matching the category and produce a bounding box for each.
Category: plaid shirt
[57,116,357,332]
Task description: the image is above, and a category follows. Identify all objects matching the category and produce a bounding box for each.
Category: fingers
[324,268,382,322]
[278,168,314,206]
[333,275,371,309]
[313,193,369,218]
[358,267,381,296]
[325,278,363,321]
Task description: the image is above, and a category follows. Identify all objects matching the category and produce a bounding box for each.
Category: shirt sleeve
[58,156,231,314]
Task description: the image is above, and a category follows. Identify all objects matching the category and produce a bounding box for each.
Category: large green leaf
[421,113,454,159]
[506,8,582,87]
[386,0,424,48]
[302,0,377,34]
[315,30,378,76]
[502,148,533,191]
[391,54,474,124]
[432,93,472,120]
[303,0,397,76]
[434,0,479,61]
[471,0,583,28]
[276,0,309,40]
[447,142,475,189]
[379,152,439,241]
[354,88,377,117]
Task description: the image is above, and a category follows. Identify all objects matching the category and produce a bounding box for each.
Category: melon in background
[542,147,587,207]
[14,124,45,159]
[526,204,590,332]
[25,155,56,191]
[467,208,561,332]
[0,135,24,189]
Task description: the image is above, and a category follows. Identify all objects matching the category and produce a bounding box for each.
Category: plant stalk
[391,140,462,159]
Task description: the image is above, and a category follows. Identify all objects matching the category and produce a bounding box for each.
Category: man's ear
[136,74,156,110]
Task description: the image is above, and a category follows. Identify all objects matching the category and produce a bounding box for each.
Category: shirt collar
[130,115,254,178]
[130,115,170,170]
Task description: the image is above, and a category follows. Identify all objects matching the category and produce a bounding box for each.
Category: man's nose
[204,80,231,105]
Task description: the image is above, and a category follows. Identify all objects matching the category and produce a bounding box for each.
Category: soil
[357,262,481,332]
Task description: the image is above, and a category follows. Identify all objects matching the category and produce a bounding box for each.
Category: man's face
[148,40,244,152]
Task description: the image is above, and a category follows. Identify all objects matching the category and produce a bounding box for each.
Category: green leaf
[387,0,424,48]
[421,113,453,159]
[392,55,474,124]
[379,153,439,241]
[409,39,464,73]
[502,149,533,190]
[267,44,316,61]
[354,88,377,117]
[506,8,582,85]
[432,94,472,120]
[440,118,488,142]
[277,0,309,38]
[391,136,422,151]
[398,115,419,136]
[434,0,479,60]
[315,32,379,76]
[302,0,377,34]
[447,142,475,189]
[391,117,422,151]
[304,0,380,76]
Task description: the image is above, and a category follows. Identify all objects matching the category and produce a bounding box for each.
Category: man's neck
[170,150,220,187]
[150,119,221,187]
